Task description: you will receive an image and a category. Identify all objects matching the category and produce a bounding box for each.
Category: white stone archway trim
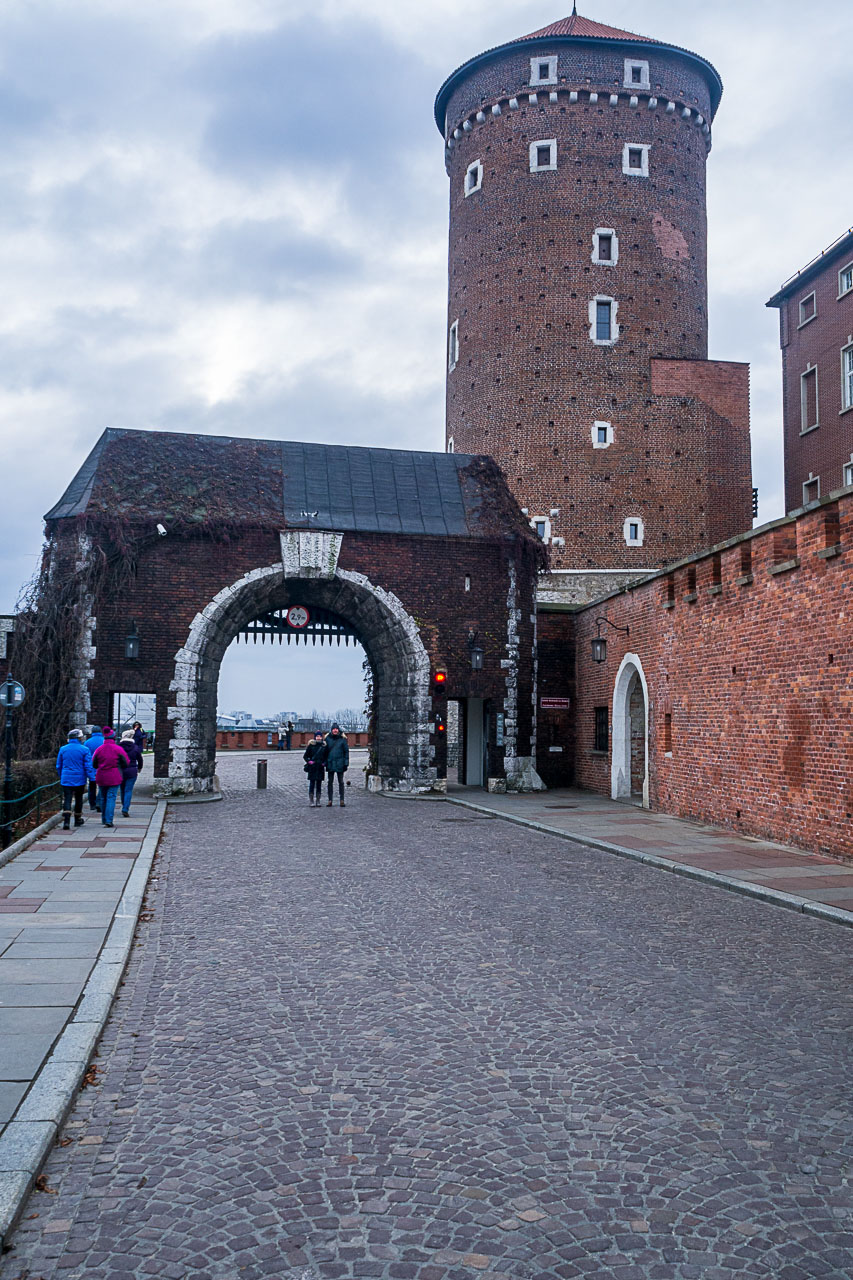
[157,557,435,797]
[610,651,650,808]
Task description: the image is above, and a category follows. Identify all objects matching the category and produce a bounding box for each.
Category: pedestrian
[118,729,144,816]
[324,722,349,807]
[55,729,96,829]
[286,720,294,751]
[91,728,130,828]
[303,731,328,808]
[132,721,146,751]
[84,724,104,810]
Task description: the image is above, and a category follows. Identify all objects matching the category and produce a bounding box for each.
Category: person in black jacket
[324,723,349,807]
[303,732,328,808]
[118,729,144,816]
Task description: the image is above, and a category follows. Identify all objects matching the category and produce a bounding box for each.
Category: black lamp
[125,621,140,660]
[590,616,629,664]
[467,628,484,670]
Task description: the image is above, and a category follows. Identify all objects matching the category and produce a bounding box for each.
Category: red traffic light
[434,670,447,685]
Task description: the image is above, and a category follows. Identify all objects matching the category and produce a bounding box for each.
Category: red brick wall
[570,491,853,858]
[773,243,853,510]
[441,38,751,570]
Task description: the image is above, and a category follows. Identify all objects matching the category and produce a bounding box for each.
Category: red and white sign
[540,696,570,710]
[286,605,310,629]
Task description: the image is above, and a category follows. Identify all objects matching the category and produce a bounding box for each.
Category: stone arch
[159,561,434,796]
[611,652,649,808]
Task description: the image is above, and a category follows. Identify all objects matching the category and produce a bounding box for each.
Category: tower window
[623,59,650,90]
[592,228,618,265]
[530,516,551,543]
[447,436,455,454]
[464,159,483,197]
[798,292,816,326]
[529,139,557,172]
[623,515,645,546]
[802,474,820,506]
[622,143,649,176]
[839,263,853,297]
[448,320,459,372]
[530,55,558,86]
[800,366,818,431]
[842,343,853,410]
[591,420,613,449]
[589,296,619,345]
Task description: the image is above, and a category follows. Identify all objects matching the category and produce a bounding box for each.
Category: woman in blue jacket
[56,729,96,829]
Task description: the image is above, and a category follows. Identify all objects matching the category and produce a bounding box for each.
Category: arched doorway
[610,653,649,808]
[162,538,434,795]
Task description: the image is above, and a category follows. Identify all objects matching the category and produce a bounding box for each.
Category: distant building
[767,226,853,512]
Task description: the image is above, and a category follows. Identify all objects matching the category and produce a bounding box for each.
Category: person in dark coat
[132,721,146,750]
[84,725,104,810]
[324,723,349,807]
[303,731,328,808]
[119,729,144,816]
[56,729,96,829]
[91,728,130,828]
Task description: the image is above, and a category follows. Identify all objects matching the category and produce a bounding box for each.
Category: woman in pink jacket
[91,728,130,828]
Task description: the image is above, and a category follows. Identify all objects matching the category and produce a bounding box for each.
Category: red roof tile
[516,13,653,44]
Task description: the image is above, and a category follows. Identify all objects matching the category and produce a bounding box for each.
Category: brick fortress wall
[561,487,853,859]
[441,38,752,579]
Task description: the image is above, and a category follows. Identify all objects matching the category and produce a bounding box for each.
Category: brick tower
[435,10,753,603]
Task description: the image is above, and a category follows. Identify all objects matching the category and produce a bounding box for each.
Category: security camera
[156,523,167,537]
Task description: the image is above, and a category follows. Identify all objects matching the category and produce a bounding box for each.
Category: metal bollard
[256,758,267,789]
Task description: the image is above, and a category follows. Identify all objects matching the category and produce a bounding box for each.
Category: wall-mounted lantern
[125,621,140,661]
[590,616,629,664]
[467,628,484,670]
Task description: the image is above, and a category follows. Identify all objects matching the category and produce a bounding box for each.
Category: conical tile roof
[517,13,652,43]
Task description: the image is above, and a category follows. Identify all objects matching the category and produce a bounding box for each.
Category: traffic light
[433,669,447,694]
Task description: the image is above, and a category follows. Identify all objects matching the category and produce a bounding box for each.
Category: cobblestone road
[2,753,852,1280]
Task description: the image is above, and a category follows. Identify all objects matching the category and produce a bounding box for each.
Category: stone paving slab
[448,785,853,926]
[0,752,850,1280]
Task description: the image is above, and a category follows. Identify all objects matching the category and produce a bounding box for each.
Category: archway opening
[610,653,649,808]
[162,563,435,796]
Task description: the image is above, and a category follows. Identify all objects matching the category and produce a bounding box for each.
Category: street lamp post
[1,673,26,849]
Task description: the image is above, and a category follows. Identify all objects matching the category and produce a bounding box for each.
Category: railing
[0,780,62,850]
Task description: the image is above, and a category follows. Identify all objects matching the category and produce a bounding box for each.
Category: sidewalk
[0,782,165,1242]
[447,784,853,926]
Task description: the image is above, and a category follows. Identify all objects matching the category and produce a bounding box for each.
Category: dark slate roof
[44,428,530,542]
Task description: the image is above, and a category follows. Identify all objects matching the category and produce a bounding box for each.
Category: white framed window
[530,55,557,86]
[464,159,483,197]
[448,320,459,372]
[589,296,619,346]
[798,291,817,327]
[529,139,557,172]
[623,59,649,90]
[446,436,454,453]
[530,516,551,543]
[802,474,820,505]
[622,143,649,176]
[842,343,853,410]
[623,515,645,546]
[839,263,853,298]
[591,420,613,449]
[800,365,818,431]
[592,228,618,266]
[843,457,853,487]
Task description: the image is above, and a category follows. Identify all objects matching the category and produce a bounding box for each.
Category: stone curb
[0,799,169,1248]
[443,796,853,931]
[0,813,63,870]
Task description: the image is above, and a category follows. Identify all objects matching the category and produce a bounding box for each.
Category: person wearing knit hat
[118,729,144,817]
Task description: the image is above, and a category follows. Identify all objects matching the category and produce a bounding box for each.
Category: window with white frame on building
[839,263,853,297]
[798,291,816,326]
[592,228,618,265]
[446,436,454,454]
[623,515,644,546]
[448,320,459,372]
[623,59,650,89]
[590,296,619,345]
[464,159,483,196]
[800,366,818,431]
[842,343,853,410]
[530,516,551,542]
[530,56,557,86]
[622,143,649,176]
[802,474,820,505]
[844,457,853,487]
[591,420,613,448]
[529,139,557,172]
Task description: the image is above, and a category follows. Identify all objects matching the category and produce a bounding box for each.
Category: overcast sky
[2,0,851,713]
